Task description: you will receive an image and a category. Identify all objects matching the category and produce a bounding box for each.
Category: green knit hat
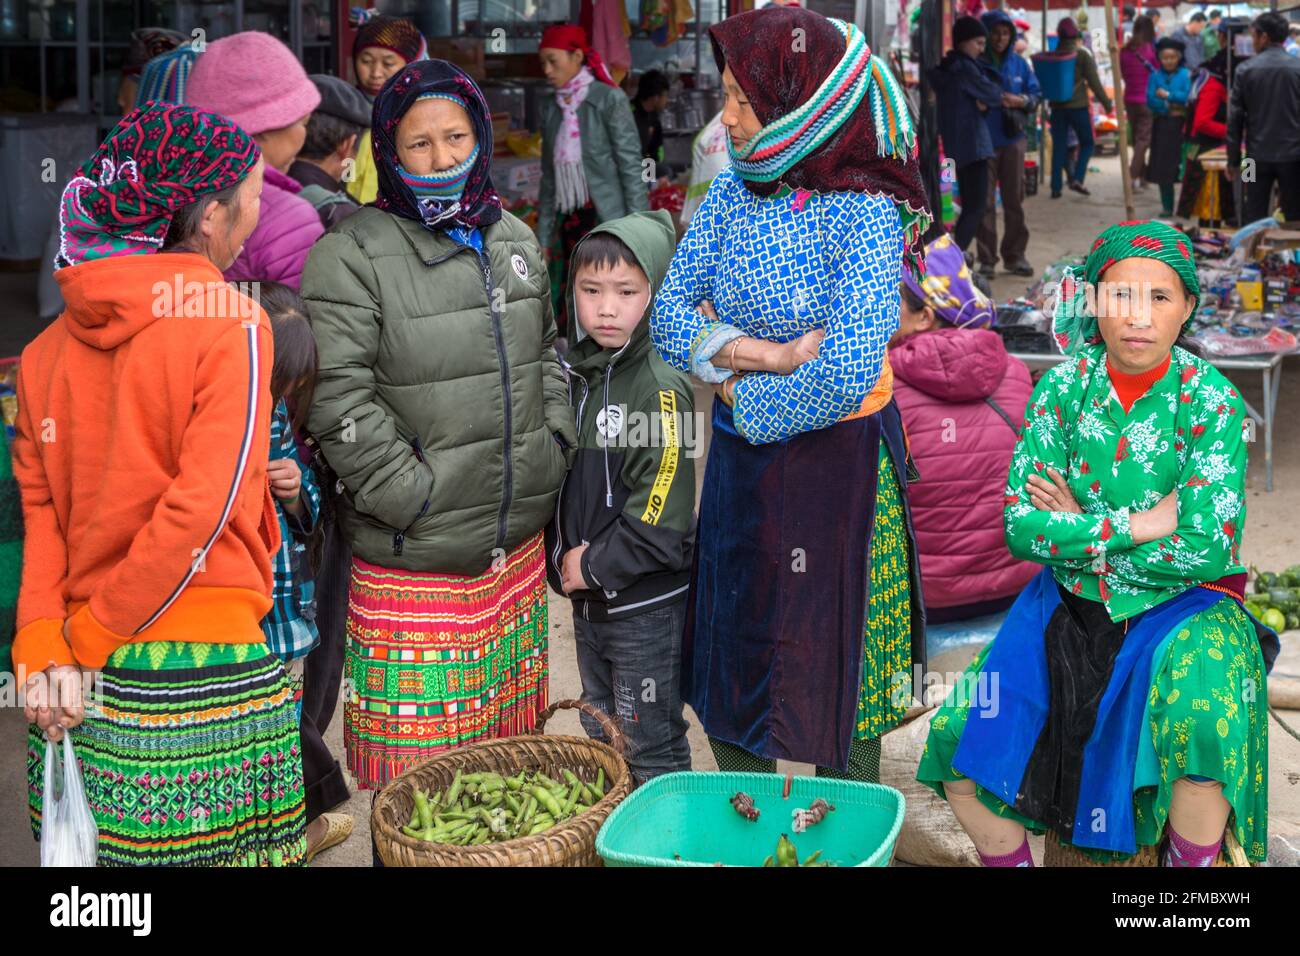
[1052,220,1200,355]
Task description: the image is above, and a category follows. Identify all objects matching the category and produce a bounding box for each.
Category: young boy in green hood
[545,209,695,783]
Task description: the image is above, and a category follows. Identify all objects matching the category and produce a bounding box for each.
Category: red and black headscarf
[539,24,617,86]
[370,60,502,231]
[351,11,427,65]
[709,6,931,269]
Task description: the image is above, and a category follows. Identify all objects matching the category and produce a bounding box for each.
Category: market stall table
[1009,350,1288,492]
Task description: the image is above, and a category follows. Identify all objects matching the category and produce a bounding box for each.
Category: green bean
[446,770,465,804]
[531,786,564,818]
[414,790,434,830]
[406,804,420,829]
[594,768,605,797]
[521,795,538,823]
[561,782,582,816]
[528,820,553,835]
[563,769,597,804]
[504,793,522,816]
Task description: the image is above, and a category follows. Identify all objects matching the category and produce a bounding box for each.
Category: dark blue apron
[682,397,926,770]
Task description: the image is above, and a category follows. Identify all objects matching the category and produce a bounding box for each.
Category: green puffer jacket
[302,206,579,575]
[537,80,650,251]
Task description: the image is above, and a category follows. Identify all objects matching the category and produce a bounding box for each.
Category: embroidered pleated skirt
[342,531,550,790]
[26,641,307,867]
[917,582,1269,862]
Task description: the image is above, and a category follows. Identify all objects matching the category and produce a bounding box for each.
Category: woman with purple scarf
[889,235,1038,623]
[301,62,575,812]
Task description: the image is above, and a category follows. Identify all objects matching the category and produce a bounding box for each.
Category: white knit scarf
[554,66,596,213]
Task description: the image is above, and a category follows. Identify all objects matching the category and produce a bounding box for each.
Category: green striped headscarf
[1052,220,1200,355]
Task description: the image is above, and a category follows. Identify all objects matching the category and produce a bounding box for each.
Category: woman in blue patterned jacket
[651,6,933,782]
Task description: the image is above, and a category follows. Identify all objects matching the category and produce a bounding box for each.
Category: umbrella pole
[1040,5,1047,182]
[1104,0,1135,220]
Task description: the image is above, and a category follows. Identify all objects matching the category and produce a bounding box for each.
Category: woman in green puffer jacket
[301,61,578,795]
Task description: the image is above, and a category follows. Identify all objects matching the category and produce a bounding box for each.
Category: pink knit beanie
[186,32,321,135]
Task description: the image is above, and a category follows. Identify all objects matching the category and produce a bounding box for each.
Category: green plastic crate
[595,771,905,868]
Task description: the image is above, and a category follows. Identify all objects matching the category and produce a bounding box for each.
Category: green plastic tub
[595,771,905,867]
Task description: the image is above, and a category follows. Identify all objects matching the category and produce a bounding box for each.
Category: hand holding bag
[40,734,98,867]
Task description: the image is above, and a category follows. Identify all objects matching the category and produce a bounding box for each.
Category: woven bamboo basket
[371,699,632,867]
[1042,829,1248,867]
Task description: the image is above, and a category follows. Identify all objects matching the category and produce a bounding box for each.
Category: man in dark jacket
[289,74,368,230]
[633,69,670,173]
[545,210,695,784]
[928,15,1006,251]
[977,10,1041,277]
[1171,13,1208,73]
[1228,12,1300,222]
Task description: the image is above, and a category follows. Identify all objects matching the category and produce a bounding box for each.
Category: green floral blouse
[1004,344,1248,622]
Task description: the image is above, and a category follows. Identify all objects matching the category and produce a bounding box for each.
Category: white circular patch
[596,405,624,441]
[511,254,528,280]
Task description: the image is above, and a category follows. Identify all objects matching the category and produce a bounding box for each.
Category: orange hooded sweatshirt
[12,252,279,677]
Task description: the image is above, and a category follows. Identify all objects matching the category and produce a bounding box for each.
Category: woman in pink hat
[187,31,325,290]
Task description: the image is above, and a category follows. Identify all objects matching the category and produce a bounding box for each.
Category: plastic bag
[40,734,98,867]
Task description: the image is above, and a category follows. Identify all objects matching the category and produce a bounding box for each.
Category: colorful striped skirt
[343,531,550,790]
[26,641,306,867]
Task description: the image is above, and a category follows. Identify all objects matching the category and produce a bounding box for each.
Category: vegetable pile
[400,768,606,846]
[1246,566,1300,633]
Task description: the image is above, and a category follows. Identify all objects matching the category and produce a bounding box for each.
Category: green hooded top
[544,210,697,622]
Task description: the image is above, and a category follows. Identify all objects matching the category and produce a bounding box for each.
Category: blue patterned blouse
[651,166,904,444]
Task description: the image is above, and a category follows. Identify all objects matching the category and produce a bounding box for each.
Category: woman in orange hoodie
[15,103,307,867]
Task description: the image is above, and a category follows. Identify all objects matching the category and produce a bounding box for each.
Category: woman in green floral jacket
[917,220,1275,866]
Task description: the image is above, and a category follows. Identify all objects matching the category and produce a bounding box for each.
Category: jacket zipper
[600,338,633,508]
[482,251,513,553]
[551,363,580,572]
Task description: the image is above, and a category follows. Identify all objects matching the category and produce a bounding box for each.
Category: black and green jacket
[545,210,696,622]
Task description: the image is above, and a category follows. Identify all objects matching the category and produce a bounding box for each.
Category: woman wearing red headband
[538,25,648,338]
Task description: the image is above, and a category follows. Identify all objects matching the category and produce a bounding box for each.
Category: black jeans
[1243,158,1300,223]
[300,484,353,823]
[573,600,692,785]
[954,160,991,252]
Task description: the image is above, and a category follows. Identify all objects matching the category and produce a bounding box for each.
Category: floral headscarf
[56,103,260,270]
[902,234,995,328]
[1051,220,1200,354]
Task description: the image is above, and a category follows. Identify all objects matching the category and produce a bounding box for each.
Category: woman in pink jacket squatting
[888,234,1038,624]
